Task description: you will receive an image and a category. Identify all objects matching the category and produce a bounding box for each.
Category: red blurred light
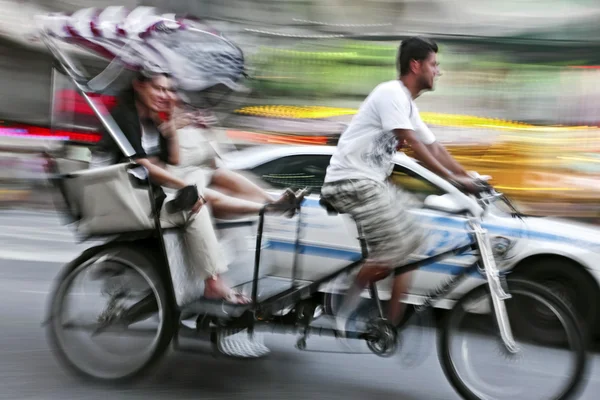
[0,122,102,143]
[54,89,117,116]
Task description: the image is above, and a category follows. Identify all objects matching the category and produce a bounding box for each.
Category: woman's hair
[135,67,173,83]
[117,66,173,105]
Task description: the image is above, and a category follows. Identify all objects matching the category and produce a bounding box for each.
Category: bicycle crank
[364,318,399,357]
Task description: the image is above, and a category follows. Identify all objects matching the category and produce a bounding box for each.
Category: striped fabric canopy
[37,6,246,92]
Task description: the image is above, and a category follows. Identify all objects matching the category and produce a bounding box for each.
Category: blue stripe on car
[299,197,599,250]
[255,196,600,279]
[265,239,484,279]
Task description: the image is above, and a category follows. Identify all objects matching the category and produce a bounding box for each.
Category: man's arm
[410,111,468,177]
[396,129,452,179]
[427,141,468,177]
[395,129,478,192]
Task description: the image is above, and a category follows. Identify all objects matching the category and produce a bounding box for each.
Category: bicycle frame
[240,195,519,353]
[39,25,519,354]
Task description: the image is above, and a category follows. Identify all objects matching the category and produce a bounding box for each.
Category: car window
[250,154,332,193]
[390,164,446,201]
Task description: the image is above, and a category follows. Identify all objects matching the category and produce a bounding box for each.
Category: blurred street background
[3,0,600,220]
[1,1,600,399]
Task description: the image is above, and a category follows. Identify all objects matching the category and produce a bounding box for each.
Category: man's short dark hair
[397,36,438,76]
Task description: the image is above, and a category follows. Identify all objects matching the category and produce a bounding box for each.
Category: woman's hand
[161,111,193,134]
[155,118,181,165]
[191,196,207,214]
[169,107,218,130]
[192,111,218,128]
[135,158,187,190]
[171,111,195,130]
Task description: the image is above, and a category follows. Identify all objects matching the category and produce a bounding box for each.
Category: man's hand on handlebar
[449,175,484,194]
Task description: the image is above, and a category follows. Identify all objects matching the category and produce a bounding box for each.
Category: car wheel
[510,257,598,346]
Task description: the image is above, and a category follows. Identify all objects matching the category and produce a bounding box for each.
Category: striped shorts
[321,179,426,268]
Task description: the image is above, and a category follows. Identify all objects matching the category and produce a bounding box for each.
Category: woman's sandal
[265,188,296,215]
[264,188,310,218]
[283,188,310,218]
[274,188,296,206]
[224,291,252,305]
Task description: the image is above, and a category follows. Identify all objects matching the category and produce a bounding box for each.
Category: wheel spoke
[46,247,175,382]
[61,320,161,337]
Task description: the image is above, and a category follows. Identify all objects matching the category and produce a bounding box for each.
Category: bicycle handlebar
[469,180,520,218]
[450,177,506,212]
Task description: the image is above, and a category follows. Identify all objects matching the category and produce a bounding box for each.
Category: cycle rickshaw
[38,6,588,400]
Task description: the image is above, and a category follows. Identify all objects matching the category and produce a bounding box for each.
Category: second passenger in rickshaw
[93,66,304,304]
[164,90,303,219]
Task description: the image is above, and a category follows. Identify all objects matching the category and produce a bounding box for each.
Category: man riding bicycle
[321,36,480,330]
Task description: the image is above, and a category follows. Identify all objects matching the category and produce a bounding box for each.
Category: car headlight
[491,236,515,259]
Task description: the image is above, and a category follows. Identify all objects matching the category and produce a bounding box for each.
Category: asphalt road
[0,209,600,400]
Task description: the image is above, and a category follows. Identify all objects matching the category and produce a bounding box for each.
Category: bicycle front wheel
[439,278,588,400]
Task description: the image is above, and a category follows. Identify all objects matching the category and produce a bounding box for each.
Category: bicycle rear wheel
[46,245,175,383]
[439,278,588,400]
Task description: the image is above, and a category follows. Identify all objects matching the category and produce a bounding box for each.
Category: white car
[218,144,600,343]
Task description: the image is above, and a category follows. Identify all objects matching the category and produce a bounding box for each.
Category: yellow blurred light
[234,105,600,134]
[235,105,357,119]
[557,156,600,164]
[494,186,584,192]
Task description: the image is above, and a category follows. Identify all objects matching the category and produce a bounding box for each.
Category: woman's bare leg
[203,186,300,219]
[203,187,264,219]
[210,168,277,203]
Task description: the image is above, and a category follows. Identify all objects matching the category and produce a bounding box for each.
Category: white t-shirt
[324,80,436,183]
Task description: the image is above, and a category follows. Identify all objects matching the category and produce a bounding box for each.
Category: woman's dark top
[95,89,170,165]
[92,89,170,210]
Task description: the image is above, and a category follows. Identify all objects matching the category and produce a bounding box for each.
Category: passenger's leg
[210,168,275,203]
[203,187,300,219]
[209,168,299,209]
[203,187,264,219]
[160,205,249,303]
[171,166,296,216]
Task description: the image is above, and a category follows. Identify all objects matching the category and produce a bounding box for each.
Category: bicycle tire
[438,278,588,400]
[46,245,176,384]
